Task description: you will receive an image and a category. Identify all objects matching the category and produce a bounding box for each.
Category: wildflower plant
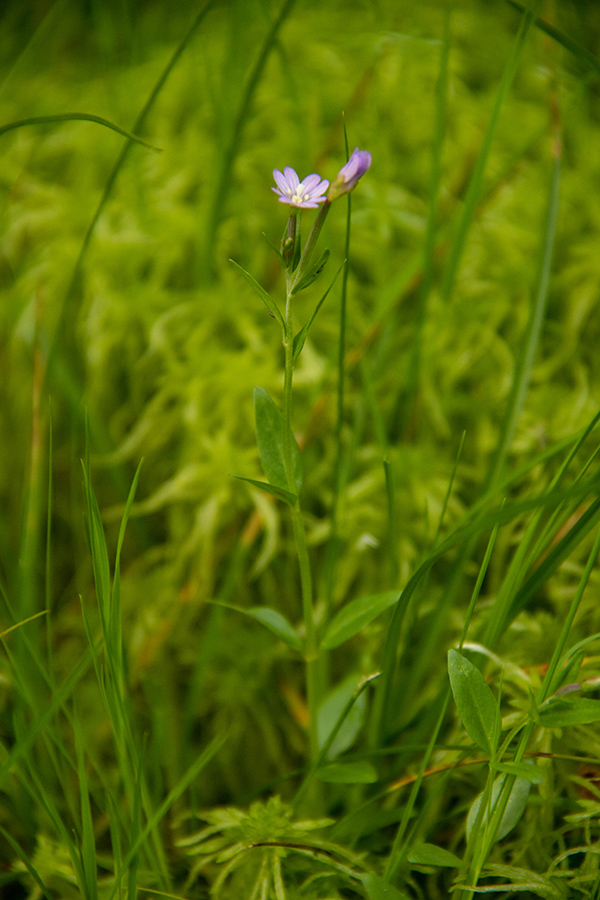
[230,148,371,761]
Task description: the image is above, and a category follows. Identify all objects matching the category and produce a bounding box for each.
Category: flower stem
[290,201,331,291]
[282,272,320,760]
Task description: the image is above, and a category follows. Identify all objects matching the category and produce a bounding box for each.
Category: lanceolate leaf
[321,590,399,650]
[318,675,367,759]
[537,697,600,728]
[448,650,500,755]
[408,843,463,868]
[254,387,302,493]
[316,760,377,783]
[209,602,303,652]
[229,259,284,329]
[231,474,297,505]
[245,607,303,651]
[361,874,411,900]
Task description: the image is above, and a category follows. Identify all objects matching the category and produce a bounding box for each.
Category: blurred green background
[3,0,600,843]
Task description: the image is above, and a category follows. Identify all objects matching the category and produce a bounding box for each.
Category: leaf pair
[229,257,344,361]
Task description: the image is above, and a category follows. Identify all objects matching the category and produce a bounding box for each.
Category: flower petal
[283,166,299,189]
[273,168,291,194]
[300,173,321,192]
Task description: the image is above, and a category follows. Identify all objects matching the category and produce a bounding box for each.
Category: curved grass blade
[47,0,218,442]
[0,113,160,149]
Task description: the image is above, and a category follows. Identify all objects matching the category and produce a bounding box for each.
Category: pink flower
[272,167,329,208]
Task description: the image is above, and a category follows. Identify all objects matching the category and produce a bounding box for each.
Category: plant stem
[290,202,331,292]
[282,273,320,760]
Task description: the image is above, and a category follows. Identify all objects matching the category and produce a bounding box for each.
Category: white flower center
[289,187,309,204]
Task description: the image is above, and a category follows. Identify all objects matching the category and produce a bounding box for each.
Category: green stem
[290,202,331,291]
[282,273,320,760]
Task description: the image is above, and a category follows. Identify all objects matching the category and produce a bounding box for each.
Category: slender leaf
[246,607,303,652]
[316,760,377,783]
[408,843,463,868]
[231,474,297,504]
[537,697,600,728]
[254,387,302,492]
[321,590,399,650]
[448,650,500,755]
[492,760,544,784]
[209,601,302,652]
[229,259,284,328]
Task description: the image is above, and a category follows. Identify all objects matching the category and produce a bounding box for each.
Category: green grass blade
[440,4,536,304]
[394,2,450,435]
[110,459,143,684]
[74,713,99,900]
[0,647,94,789]
[203,0,296,278]
[0,113,160,148]
[484,124,561,492]
[324,127,353,623]
[112,730,228,895]
[506,0,600,78]
[0,826,54,900]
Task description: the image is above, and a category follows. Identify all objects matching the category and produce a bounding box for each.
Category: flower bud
[327,147,372,202]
